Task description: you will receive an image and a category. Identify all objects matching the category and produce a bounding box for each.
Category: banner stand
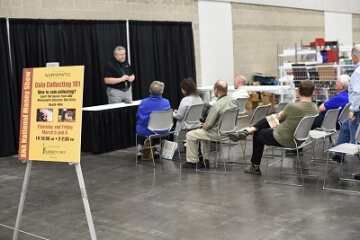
[13,161,97,240]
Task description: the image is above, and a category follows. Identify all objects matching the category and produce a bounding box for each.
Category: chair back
[175,103,204,135]
[148,109,173,134]
[338,103,351,125]
[183,103,204,123]
[236,97,249,114]
[249,104,270,126]
[320,108,341,132]
[293,115,317,142]
[218,108,239,134]
[275,102,287,113]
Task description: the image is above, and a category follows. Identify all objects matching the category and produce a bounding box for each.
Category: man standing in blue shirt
[332,45,360,172]
[312,74,350,129]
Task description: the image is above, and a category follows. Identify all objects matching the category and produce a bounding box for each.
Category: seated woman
[228,80,318,175]
[136,81,171,158]
[173,77,203,134]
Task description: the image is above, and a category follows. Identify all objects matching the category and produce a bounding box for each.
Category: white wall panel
[198,0,234,87]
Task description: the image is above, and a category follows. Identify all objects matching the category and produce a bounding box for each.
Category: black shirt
[104,58,134,90]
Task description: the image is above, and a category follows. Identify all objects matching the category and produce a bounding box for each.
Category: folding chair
[240,104,271,160]
[236,97,249,118]
[197,108,239,174]
[338,103,351,128]
[323,124,360,195]
[265,115,317,187]
[274,102,287,113]
[135,109,174,167]
[249,104,271,126]
[309,108,341,162]
[174,103,204,162]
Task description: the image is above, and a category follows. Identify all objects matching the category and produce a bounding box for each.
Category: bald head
[234,75,246,89]
[214,80,228,97]
[351,44,360,64]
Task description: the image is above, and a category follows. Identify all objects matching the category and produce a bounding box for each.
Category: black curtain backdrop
[129,21,196,108]
[9,19,127,107]
[0,18,20,156]
[1,19,196,156]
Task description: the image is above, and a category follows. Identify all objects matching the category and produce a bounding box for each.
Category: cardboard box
[250,92,260,101]
[261,92,276,113]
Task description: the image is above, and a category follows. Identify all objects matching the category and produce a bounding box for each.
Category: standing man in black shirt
[104,46,135,103]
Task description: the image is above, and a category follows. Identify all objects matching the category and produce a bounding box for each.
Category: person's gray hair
[114,46,126,55]
[150,81,165,95]
[338,74,350,90]
[351,44,360,56]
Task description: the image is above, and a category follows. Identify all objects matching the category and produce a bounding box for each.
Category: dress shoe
[354,173,360,180]
[182,162,197,168]
[198,159,210,169]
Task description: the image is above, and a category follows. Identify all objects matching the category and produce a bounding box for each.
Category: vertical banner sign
[18,66,84,163]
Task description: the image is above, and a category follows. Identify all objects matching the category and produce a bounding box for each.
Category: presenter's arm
[104,76,127,84]
[127,74,135,82]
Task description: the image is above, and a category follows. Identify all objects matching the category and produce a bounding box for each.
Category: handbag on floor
[141,139,153,161]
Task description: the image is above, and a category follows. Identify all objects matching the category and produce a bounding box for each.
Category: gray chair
[236,97,249,117]
[174,103,204,163]
[197,108,239,174]
[265,115,317,187]
[338,103,351,127]
[249,104,271,126]
[309,108,341,162]
[240,104,271,160]
[274,102,288,113]
[135,109,174,167]
[323,124,360,194]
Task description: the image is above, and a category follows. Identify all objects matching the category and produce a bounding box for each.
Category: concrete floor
[1,118,360,240]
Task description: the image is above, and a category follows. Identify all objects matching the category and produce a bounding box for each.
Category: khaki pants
[107,86,132,103]
[186,129,221,163]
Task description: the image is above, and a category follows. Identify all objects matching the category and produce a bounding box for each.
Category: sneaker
[332,154,343,163]
[244,164,261,175]
[228,129,249,142]
[182,162,197,168]
[137,152,142,158]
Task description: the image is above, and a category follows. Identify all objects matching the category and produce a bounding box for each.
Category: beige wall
[353,14,360,44]
[232,4,324,81]
[1,1,358,84]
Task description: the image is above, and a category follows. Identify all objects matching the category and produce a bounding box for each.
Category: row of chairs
[134,99,360,194]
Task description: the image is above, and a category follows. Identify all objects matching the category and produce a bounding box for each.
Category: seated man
[228,80,318,175]
[183,80,239,168]
[136,81,171,157]
[232,75,249,99]
[312,74,350,129]
[200,75,247,123]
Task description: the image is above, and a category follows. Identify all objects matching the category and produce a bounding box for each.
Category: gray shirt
[173,95,203,132]
[349,63,360,112]
[205,95,239,136]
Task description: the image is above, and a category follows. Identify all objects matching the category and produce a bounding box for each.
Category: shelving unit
[277,39,354,104]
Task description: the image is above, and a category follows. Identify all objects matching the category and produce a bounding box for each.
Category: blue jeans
[335,111,360,155]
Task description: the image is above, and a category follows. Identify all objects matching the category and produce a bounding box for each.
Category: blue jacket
[136,94,171,137]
